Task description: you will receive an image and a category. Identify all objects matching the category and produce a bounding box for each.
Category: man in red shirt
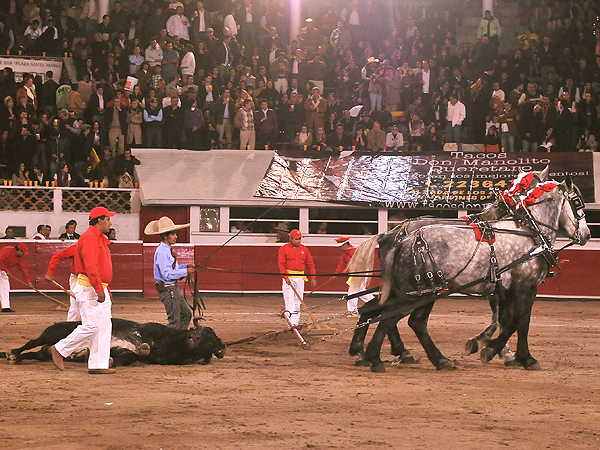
[277,229,317,327]
[0,243,31,313]
[45,244,79,320]
[333,236,374,314]
[50,206,116,374]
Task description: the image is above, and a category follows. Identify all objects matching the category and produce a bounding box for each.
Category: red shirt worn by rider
[73,225,113,293]
[0,244,31,284]
[46,244,77,276]
[278,243,316,281]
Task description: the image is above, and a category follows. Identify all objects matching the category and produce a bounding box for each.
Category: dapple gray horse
[348,174,590,372]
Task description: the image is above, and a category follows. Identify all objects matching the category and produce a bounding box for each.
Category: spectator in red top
[45,244,79,320]
[50,206,116,374]
[0,242,31,312]
[277,229,316,327]
[332,237,374,314]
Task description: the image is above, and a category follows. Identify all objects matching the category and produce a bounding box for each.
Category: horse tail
[379,242,400,304]
[348,234,379,292]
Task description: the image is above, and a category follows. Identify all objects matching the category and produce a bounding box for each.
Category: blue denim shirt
[153,242,188,283]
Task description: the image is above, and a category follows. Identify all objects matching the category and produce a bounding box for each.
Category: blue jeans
[446,123,461,143]
[501,133,515,152]
[521,140,539,152]
[369,92,383,111]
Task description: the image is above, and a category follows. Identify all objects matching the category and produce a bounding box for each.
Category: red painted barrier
[1,242,598,298]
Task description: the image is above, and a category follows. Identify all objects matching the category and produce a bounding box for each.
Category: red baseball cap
[290,229,302,239]
[335,236,350,246]
[89,206,116,220]
[16,242,28,255]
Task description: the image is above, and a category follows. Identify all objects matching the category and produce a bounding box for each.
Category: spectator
[304,87,327,133]
[118,172,134,189]
[366,121,385,151]
[184,99,203,150]
[59,220,80,240]
[54,163,71,187]
[446,93,466,144]
[386,124,404,151]
[105,98,127,155]
[292,124,312,149]
[143,97,163,148]
[234,98,256,150]
[352,126,368,151]
[126,98,143,147]
[477,10,502,52]
[33,224,49,240]
[214,88,235,148]
[255,100,278,149]
[163,97,185,148]
[576,129,598,152]
[327,122,352,150]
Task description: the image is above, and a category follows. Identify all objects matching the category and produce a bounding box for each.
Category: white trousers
[347,278,374,313]
[67,273,80,321]
[282,277,304,327]
[0,270,10,309]
[274,78,288,94]
[55,283,112,370]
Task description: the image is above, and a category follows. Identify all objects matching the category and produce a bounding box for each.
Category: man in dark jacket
[115,146,141,182]
[520,103,543,152]
[327,123,352,150]
[213,89,236,148]
[255,100,278,150]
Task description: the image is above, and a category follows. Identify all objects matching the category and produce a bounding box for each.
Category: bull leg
[11,337,48,357]
[12,346,52,362]
[110,348,138,367]
[408,302,454,370]
[364,316,398,373]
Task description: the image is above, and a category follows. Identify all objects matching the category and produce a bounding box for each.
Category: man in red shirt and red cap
[0,242,31,313]
[50,206,117,374]
[334,236,374,314]
[45,244,79,321]
[278,229,317,327]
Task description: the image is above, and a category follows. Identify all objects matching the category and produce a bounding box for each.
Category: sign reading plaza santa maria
[255,152,594,209]
[0,56,63,81]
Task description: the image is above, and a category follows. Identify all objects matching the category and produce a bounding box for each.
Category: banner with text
[255,152,594,209]
[0,56,63,81]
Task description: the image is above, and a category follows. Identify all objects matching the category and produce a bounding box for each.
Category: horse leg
[513,290,540,370]
[364,316,398,373]
[465,295,499,355]
[480,292,517,364]
[408,302,454,370]
[387,325,416,364]
[349,311,374,366]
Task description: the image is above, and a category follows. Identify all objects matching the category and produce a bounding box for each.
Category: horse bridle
[528,183,586,245]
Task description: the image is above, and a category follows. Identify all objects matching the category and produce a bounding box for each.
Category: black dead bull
[6,318,226,366]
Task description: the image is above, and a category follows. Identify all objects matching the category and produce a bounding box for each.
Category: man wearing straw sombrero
[145,216,195,329]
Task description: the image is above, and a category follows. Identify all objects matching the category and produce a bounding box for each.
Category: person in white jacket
[446,93,466,144]
[385,124,404,150]
[166,6,191,42]
[81,0,99,35]
[180,44,196,77]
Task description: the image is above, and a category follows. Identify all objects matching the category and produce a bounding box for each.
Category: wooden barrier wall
[1,242,598,299]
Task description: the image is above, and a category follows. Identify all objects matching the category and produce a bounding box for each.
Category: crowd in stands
[0,0,599,187]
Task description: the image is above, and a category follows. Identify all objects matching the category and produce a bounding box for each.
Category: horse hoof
[355,357,370,367]
[436,359,455,371]
[370,363,386,373]
[504,358,519,367]
[480,347,496,364]
[139,343,151,356]
[525,360,541,371]
[398,350,416,364]
[464,339,479,355]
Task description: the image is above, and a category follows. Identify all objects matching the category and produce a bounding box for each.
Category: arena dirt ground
[1,293,600,450]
